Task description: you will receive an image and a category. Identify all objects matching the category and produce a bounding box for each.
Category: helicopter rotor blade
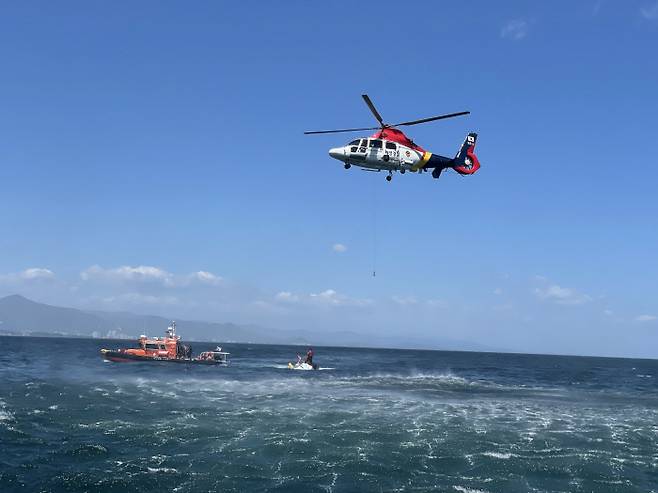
[393,111,470,127]
[303,126,381,135]
[361,94,385,128]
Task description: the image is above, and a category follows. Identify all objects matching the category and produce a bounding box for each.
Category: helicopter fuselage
[328,128,455,176]
[329,137,430,173]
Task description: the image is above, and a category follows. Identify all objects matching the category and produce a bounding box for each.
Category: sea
[0,337,657,492]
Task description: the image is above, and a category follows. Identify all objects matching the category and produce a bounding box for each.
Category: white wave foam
[345,372,470,384]
[147,467,178,474]
[454,486,490,493]
[482,451,514,459]
[0,399,14,425]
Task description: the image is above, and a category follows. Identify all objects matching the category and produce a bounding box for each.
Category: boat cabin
[198,347,230,365]
[119,322,187,360]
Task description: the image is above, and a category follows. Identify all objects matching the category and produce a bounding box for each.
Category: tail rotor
[453,133,480,175]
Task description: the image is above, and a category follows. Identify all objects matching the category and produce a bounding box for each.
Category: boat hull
[287,362,319,370]
[101,350,227,366]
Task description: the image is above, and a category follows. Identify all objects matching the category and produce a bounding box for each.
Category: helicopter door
[367,139,384,164]
[348,139,367,162]
[384,141,399,165]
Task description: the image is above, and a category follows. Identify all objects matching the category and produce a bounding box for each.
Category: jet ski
[288,355,318,370]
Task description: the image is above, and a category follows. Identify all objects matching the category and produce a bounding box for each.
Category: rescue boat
[100,321,229,366]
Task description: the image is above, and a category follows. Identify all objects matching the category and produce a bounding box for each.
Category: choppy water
[1,337,657,492]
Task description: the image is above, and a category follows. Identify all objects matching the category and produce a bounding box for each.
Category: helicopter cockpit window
[385,142,397,150]
[348,139,360,146]
[369,139,382,149]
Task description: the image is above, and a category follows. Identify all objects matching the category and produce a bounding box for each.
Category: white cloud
[80,265,224,288]
[273,288,371,307]
[603,309,613,316]
[310,289,372,307]
[641,1,658,20]
[501,19,528,41]
[332,243,347,253]
[534,284,592,305]
[310,289,341,305]
[20,268,55,280]
[81,265,174,285]
[0,267,55,283]
[391,296,447,308]
[101,292,179,305]
[275,291,300,303]
[190,271,222,285]
[493,288,503,296]
[635,314,657,322]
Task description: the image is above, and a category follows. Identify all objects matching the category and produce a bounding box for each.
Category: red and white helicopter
[305,94,480,182]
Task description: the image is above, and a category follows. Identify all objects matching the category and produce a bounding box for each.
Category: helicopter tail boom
[429,133,480,179]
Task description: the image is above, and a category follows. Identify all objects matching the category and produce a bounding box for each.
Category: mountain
[0,294,111,334]
[0,294,500,351]
[0,294,298,343]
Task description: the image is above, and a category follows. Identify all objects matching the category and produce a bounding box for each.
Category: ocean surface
[1,337,657,492]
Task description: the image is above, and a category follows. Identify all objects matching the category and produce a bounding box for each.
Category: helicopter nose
[329,147,345,161]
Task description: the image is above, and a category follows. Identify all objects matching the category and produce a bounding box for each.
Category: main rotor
[304,94,470,135]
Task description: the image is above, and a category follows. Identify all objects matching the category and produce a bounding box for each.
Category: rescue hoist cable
[371,176,378,277]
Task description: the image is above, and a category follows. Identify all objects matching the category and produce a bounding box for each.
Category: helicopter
[304,94,480,182]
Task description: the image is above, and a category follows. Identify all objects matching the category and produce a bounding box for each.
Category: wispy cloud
[635,314,657,322]
[392,296,418,306]
[0,267,55,283]
[273,288,370,308]
[391,296,447,308]
[275,291,300,303]
[100,292,179,306]
[81,265,174,285]
[19,268,55,280]
[188,271,222,286]
[534,283,592,305]
[641,1,658,20]
[310,289,371,307]
[80,265,223,288]
[332,243,347,253]
[501,19,529,41]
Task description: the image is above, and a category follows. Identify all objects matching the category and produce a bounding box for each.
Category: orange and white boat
[100,322,229,366]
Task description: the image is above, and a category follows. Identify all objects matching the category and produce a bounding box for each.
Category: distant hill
[0,294,110,334]
[0,294,299,343]
[0,294,500,351]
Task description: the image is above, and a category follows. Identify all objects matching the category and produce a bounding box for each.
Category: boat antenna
[167,321,176,338]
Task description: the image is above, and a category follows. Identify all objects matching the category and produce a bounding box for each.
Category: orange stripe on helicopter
[411,152,432,171]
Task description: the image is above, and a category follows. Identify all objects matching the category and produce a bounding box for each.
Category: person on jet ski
[304,348,314,365]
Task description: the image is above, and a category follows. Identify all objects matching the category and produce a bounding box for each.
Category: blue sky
[1,1,657,357]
